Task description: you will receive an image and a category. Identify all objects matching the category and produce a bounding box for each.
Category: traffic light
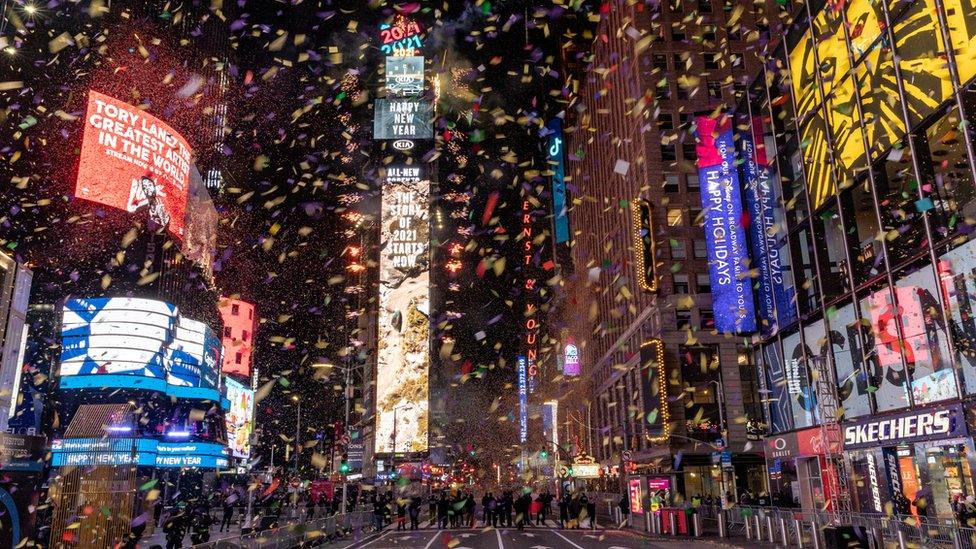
[339,462,350,474]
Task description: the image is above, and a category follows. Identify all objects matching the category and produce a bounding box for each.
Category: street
[333,526,720,549]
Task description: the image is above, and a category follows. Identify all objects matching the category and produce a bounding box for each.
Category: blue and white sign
[738,116,796,336]
[517,355,528,443]
[59,298,222,400]
[546,119,570,244]
[50,438,229,468]
[694,114,757,333]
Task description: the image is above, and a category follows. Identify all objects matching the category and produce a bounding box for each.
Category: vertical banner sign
[694,114,757,333]
[517,356,528,443]
[631,199,658,292]
[376,170,430,454]
[738,116,796,336]
[547,119,570,244]
[522,199,539,393]
[639,339,669,442]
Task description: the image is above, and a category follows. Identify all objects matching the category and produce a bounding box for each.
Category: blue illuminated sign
[694,114,757,333]
[546,119,570,244]
[738,116,796,336]
[50,438,229,469]
[59,298,222,401]
[517,356,528,443]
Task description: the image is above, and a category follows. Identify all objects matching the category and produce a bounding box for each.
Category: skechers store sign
[694,114,756,333]
[843,404,966,450]
[51,438,228,468]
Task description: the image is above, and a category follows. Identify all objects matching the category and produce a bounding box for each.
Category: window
[703,29,716,42]
[705,53,720,70]
[682,142,697,161]
[674,274,690,294]
[925,105,976,240]
[686,174,700,190]
[693,239,708,259]
[667,209,683,226]
[235,352,243,364]
[653,53,668,71]
[689,208,703,227]
[700,309,715,329]
[242,330,250,342]
[664,174,680,192]
[672,29,685,41]
[676,84,690,100]
[661,145,677,162]
[696,274,711,293]
[231,304,240,315]
[707,81,723,101]
[656,83,671,101]
[676,309,693,330]
[672,53,684,69]
[658,115,675,131]
[698,0,712,13]
[223,326,232,338]
[670,240,687,259]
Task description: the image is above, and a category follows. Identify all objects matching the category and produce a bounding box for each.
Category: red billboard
[75,90,193,240]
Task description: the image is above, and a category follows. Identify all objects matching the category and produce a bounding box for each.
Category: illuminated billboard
[373,99,433,140]
[59,297,221,400]
[224,377,254,459]
[546,118,570,244]
[631,199,657,292]
[218,298,256,378]
[517,356,528,443]
[379,17,424,56]
[563,343,580,376]
[51,438,228,468]
[386,56,425,96]
[694,114,756,333]
[375,171,430,454]
[75,90,193,239]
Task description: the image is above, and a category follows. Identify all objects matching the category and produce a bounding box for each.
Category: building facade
[554,0,793,501]
[744,0,976,518]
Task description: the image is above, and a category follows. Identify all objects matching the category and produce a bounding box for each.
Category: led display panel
[375,170,430,454]
[59,298,221,400]
[224,377,254,459]
[75,90,193,239]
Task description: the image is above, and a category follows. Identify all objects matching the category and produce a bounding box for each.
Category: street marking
[495,527,505,549]
[551,529,587,549]
[422,530,442,549]
[343,529,390,549]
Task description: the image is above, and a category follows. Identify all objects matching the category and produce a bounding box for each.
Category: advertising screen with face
[75,90,193,239]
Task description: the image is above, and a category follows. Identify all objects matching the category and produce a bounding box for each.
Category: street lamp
[292,395,301,476]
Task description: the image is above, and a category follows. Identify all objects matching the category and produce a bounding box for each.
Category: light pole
[292,395,301,476]
[705,379,730,505]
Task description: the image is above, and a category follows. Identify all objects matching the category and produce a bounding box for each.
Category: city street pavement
[331,525,726,549]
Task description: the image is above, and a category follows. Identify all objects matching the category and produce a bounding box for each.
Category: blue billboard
[59,298,222,401]
[694,114,757,333]
[50,438,229,468]
[738,116,797,336]
[517,355,528,443]
[546,119,570,244]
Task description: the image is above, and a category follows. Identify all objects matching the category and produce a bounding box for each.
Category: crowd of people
[365,488,598,532]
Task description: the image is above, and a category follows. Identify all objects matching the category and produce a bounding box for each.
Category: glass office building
[740,0,976,517]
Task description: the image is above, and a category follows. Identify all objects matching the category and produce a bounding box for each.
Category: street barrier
[187,509,373,548]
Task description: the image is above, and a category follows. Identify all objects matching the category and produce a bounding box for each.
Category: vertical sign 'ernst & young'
[694,114,757,333]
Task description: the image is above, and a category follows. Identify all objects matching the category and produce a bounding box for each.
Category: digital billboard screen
[546,119,570,244]
[51,438,228,468]
[218,298,256,378]
[386,56,425,96]
[373,99,433,140]
[694,114,757,333]
[59,297,221,400]
[224,377,254,459]
[375,171,430,454]
[75,90,193,239]
[517,355,528,443]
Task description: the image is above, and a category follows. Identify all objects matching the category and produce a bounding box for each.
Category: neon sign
[379,17,424,56]
[522,198,538,393]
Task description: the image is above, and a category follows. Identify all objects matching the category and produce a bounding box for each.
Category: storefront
[764,427,841,509]
[845,403,972,518]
